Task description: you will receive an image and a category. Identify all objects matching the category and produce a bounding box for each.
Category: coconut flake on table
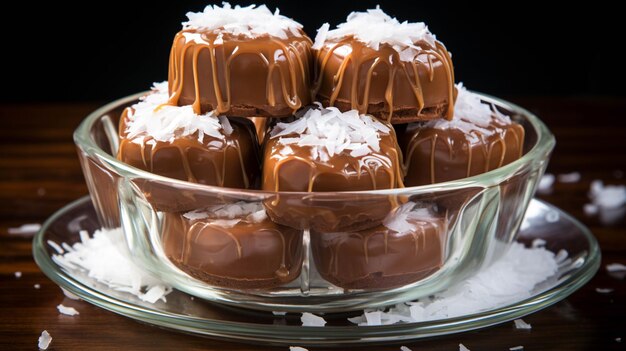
[606,263,626,272]
[51,227,172,304]
[312,6,437,62]
[348,242,561,326]
[301,312,327,327]
[124,82,231,145]
[57,304,79,316]
[183,3,303,40]
[514,318,532,330]
[7,223,41,236]
[14,271,22,278]
[557,172,581,183]
[426,83,512,140]
[459,344,470,351]
[289,347,309,351]
[61,287,81,300]
[537,173,555,194]
[400,347,413,351]
[509,346,524,351]
[270,106,391,161]
[38,330,51,350]
[183,201,267,227]
[586,180,626,209]
[595,288,614,294]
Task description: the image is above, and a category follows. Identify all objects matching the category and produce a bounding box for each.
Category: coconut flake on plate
[301,312,327,327]
[57,304,79,316]
[270,106,391,161]
[557,172,581,183]
[426,83,512,139]
[514,318,532,330]
[313,6,437,61]
[51,228,172,304]
[124,82,231,144]
[38,330,52,350]
[183,3,303,40]
[509,346,524,351]
[349,242,561,325]
[34,284,41,289]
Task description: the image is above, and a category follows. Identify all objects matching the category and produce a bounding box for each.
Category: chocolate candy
[162,202,303,288]
[168,29,313,118]
[311,202,446,289]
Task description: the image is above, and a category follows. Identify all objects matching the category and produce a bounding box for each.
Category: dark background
[1,1,624,103]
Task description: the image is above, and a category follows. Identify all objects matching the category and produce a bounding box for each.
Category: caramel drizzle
[168,30,311,115]
[404,122,525,184]
[314,37,455,121]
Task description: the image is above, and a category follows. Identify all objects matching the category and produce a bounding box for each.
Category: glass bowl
[73,92,555,312]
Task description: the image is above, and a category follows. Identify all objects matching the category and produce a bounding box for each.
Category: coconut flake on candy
[183,3,303,40]
[312,6,437,62]
[269,106,391,162]
[123,82,231,145]
[426,83,513,142]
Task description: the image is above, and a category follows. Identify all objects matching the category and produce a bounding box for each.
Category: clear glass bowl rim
[73,91,556,196]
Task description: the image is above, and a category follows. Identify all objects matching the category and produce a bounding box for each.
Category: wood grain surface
[1,98,625,350]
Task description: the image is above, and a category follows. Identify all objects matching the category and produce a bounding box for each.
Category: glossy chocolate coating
[262,132,404,232]
[168,29,313,117]
[311,210,446,290]
[398,120,525,186]
[314,37,455,123]
[162,209,302,289]
[118,111,260,188]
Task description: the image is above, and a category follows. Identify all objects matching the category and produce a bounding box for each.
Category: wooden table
[1,98,625,350]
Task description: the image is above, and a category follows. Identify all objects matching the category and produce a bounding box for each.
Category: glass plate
[33,196,600,346]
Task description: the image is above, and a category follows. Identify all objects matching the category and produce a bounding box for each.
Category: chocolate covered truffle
[167,4,312,117]
[312,201,446,289]
[162,202,302,289]
[262,106,404,232]
[312,8,455,124]
[398,84,525,186]
[117,83,260,189]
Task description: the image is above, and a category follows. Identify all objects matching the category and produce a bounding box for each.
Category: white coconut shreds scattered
[57,304,79,316]
[537,173,555,194]
[183,3,302,40]
[348,242,562,326]
[301,312,327,327]
[606,263,626,272]
[7,223,41,236]
[382,202,441,234]
[595,288,614,294]
[585,180,626,212]
[61,287,80,301]
[400,346,413,351]
[183,202,267,228]
[459,344,470,351]
[51,228,172,304]
[312,6,436,62]
[426,83,512,140]
[289,347,309,351]
[557,172,581,183]
[269,106,391,161]
[124,82,231,144]
[514,318,532,330]
[14,271,22,278]
[38,330,52,350]
[510,346,524,351]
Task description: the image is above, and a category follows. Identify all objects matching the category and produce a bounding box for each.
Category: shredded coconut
[383,202,440,234]
[509,346,524,351]
[426,83,512,139]
[51,228,172,304]
[34,284,41,289]
[606,263,626,272]
[595,288,614,294]
[514,319,532,330]
[400,347,412,351]
[270,106,390,161]
[289,347,308,351]
[57,304,79,316]
[587,180,626,209]
[38,330,52,350]
[14,271,22,278]
[313,6,436,61]
[61,287,80,301]
[124,82,231,144]
[348,242,561,325]
[557,172,581,183]
[183,3,303,40]
[183,201,267,227]
[537,174,555,194]
[459,344,470,351]
[7,223,41,236]
[301,312,327,327]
